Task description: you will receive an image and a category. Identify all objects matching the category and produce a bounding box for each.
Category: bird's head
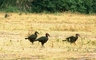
[35,31,39,35]
[76,34,80,37]
[46,33,50,37]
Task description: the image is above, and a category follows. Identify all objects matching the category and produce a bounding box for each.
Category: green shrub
[31,0,68,13]
[4,6,19,12]
[0,0,96,14]
[0,0,3,6]
[31,0,96,14]
[92,0,96,13]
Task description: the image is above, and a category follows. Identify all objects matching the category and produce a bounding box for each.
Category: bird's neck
[35,33,37,36]
[75,36,78,39]
[46,35,48,37]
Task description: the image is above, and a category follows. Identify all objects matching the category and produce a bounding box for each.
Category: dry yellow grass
[0,12,96,60]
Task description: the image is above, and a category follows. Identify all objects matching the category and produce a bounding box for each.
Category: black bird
[25,31,39,44]
[35,33,50,47]
[5,14,9,18]
[62,34,80,45]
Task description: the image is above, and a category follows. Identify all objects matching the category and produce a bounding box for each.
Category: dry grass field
[0,12,96,60]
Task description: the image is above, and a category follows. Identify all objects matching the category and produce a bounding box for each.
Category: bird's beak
[79,35,83,40]
[78,34,82,39]
[37,32,39,34]
[49,35,50,37]
[38,33,39,34]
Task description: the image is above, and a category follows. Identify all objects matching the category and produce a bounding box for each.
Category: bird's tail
[25,38,28,39]
[62,40,67,42]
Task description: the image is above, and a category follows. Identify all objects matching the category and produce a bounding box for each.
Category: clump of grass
[90,40,96,45]
[66,46,71,51]
[56,39,60,42]
[27,26,34,36]
[0,47,3,51]
[86,40,91,44]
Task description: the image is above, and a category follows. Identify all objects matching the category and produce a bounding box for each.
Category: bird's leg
[32,42,34,45]
[51,41,54,48]
[41,45,45,48]
[38,42,39,45]
[41,43,45,48]
[74,42,76,45]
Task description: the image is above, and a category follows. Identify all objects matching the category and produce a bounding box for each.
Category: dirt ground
[0,13,96,60]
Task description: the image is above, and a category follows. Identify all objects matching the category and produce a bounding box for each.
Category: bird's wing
[28,34,36,39]
[36,36,48,41]
[37,36,45,40]
[66,36,74,41]
[67,36,74,39]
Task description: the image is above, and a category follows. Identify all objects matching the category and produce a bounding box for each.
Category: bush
[0,0,96,14]
[92,0,96,13]
[0,0,3,6]
[31,0,96,14]
[31,0,68,13]
[3,6,19,12]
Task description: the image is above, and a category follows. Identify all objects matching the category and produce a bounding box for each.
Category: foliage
[31,0,68,13]
[31,0,96,14]
[0,0,3,7]
[4,6,19,12]
[0,0,96,14]
[92,0,96,13]
[0,0,33,12]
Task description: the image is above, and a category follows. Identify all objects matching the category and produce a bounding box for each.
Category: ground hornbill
[62,34,80,45]
[25,31,39,44]
[35,33,50,47]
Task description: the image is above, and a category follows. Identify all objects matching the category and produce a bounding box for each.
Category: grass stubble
[0,12,96,60]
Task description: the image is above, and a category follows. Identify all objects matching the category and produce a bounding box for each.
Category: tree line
[0,0,96,14]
